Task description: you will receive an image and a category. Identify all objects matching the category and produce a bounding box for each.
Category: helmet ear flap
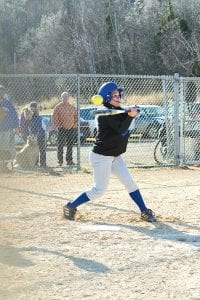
[105,92,112,102]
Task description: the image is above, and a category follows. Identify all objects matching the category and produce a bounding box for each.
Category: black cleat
[141,209,157,222]
[67,161,75,166]
[63,203,77,220]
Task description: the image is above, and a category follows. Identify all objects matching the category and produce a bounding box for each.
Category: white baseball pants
[85,151,138,200]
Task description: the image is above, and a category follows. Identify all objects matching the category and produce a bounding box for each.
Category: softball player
[63,82,156,222]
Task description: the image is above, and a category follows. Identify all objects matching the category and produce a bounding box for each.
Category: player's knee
[86,187,106,199]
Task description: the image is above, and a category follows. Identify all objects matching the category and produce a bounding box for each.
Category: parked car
[128,104,165,139]
[79,105,165,139]
[80,106,97,137]
[41,114,91,145]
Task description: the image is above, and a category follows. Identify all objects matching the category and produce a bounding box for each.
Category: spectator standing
[19,102,46,168]
[29,102,46,167]
[19,106,33,142]
[52,92,77,166]
[0,85,19,171]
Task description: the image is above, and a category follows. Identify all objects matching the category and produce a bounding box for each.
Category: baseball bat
[92,106,140,116]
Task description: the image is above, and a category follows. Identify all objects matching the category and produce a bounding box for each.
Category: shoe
[63,203,77,220]
[141,209,157,222]
[40,164,47,168]
[56,162,63,167]
[67,161,75,166]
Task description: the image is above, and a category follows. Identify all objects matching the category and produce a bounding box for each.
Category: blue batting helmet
[98,82,123,104]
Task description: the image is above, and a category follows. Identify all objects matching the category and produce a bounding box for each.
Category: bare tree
[1,0,200,75]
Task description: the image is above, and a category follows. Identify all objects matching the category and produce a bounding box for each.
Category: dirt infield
[0,166,200,300]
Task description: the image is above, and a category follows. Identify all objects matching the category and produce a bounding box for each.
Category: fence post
[179,77,184,166]
[76,74,81,171]
[173,73,181,166]
[162,76,172,162]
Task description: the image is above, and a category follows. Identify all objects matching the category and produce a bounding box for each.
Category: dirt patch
[0,166,200,299]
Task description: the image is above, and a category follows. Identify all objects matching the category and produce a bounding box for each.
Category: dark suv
[129,104,165,139]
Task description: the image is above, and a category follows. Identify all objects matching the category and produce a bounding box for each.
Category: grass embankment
[16,92,167,115]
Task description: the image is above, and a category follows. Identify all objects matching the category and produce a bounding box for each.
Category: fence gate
[179,77,200,165]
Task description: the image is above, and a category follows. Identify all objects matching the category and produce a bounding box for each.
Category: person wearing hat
[63,82,157,222]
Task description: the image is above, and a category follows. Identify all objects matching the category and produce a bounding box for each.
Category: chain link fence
[180,77,200,164]
[0,74,200,172]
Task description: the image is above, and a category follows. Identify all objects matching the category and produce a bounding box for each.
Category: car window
[143,106,165,117]
[80,108,96,120]
[42,115,51,123]
[41,115,51,131]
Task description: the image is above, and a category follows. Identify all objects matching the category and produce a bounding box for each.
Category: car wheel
[147,126,159,139]
[49,131,58,146]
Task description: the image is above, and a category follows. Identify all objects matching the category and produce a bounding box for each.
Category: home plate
[78,224,121,231]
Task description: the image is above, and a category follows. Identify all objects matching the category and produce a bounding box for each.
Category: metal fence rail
[0,73,200,172]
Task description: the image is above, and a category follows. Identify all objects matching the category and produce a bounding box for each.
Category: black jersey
[92,105,133,156]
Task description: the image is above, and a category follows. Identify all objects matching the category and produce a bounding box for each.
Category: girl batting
[63,82,156,222]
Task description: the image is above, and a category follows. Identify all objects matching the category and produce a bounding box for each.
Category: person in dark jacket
[63,82,156,222]
[19,106,33,142]
[20,102,46,167]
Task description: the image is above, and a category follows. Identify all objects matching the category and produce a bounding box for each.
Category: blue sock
[68,192,90,208]
[129,190,147,212]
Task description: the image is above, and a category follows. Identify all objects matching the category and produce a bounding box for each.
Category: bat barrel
[92,106,140,116]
